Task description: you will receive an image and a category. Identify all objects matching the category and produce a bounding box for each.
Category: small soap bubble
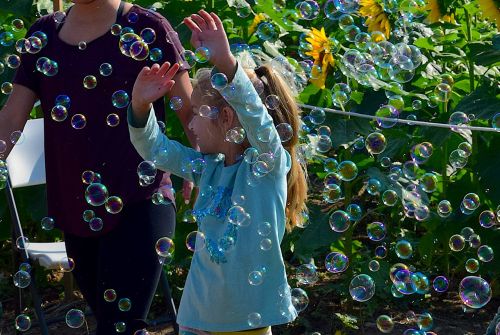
[51,105,68,122]
[247,312,262,327]
[105,196,123,214]
[194,47,210,63]
[346,203,362,221]
[248,271,264,286]
[465,258,480,273]
[260,238,272,251]
[382,190,398,206]
[85,183,109,206]
[118,298,132,312]
[6,54,21,69]
[130,40,149,61]
[349,274,375,302]
[369,259,380,272]
[155,237,175,257]
[211,72,228,90]
[419,173,438,193]
[59,257,75,272]
[365,132,387,154]
[65,309,85,328]
[140,27,156,44]
[479,210,496,228]
[417,312,433,331]
[256,22,278,41]
[338,161,358,181]
[137,160,156,184]
[83,210,95,222]
[169,96,183,111]
[459,276,491,309]
[186,231,206,252]
[329,210,350,232]
[111,90,130,108]
[477,245,494,262]
[111,24,122,35]
[89,217,103,231]
[41,217,55,230]
[449,234,465,251]
[291,288,309,312]
[127,11,139,23]
[265,94,280,110]
[367,222,386,241]
[83,75,97,89]
[115,321,127,333]
[106,114,120,127]
[104,289,117,302]
[13,270,31,288]
[296,264,318,285]
[376,315,394,333]
[257,222,272,236]
[16,236,29,250]
[462,193,480,211]
[15,314,31,331]
[432,275,449,292]
[395,240,413,259]
[376,105,399,128]
[99,63,113,76]
[1,82,13,95]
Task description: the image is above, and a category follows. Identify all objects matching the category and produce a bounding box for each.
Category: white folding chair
[6,118,178,334]
[5,118,52,334]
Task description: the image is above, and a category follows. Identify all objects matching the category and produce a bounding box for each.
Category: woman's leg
[95,200,176,335]
[64,234,100,314]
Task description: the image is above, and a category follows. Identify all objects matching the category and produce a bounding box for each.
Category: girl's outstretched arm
[128,61,203,184]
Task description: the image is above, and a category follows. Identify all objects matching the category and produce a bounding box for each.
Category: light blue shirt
[128,62,298,331]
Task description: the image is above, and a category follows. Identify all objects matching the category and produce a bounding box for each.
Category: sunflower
[248,13,269,35]
[478,0,500,27]
[305,27,336,89]
[425,0,457,24]
[359,0,391,39]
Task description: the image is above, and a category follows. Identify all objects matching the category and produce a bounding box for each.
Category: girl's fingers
[198,9,217,30]
[190,14,208,30]
[183,17,202,33]
[150,63,161,75]
[164,63,180,80]
[157,61,171,77]
[210,12,224,31]
[139,66,151,77]
[163,80,176,92]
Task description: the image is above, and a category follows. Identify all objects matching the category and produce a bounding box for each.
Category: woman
[0,0,195,333]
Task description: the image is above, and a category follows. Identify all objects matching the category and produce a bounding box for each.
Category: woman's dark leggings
[64,200,176,335]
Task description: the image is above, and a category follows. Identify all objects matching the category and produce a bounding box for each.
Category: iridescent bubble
[110,23,122,35]
[462,193,480,211]
[83,75,97,89]
[140,27,156,44]
[393,269,416,295]
[325,252,349,273]
[459,276,492,308]
[388,54,415,83]
[149,48,163,62]
[323,158,339,173]
[169,96,183,111]
[449,149,468,169]
[211,72,228,90]
[183,50,196,67]
[461,227,475,242]
[365,132,387,154]
[479,210,496,228]
[99,62,113,76]
[296,264,318,285]
[338,14,354,29]
[59,257,75,272]
[316,135,332,153]
[434,83,452,102]
[19,263,32,273]
[235,2,252,17]
[83,210,95,222]
[225,127,246,144]
[85,183,109,206]
[367,222,386,241]
[323,184,342,203]
[198,105,219,119]
[432,276,449,292]
[15,314,31,331]
[247,312,262,327]
[81,170,95,184]
[338,161,358,181]
[112,90,130,108]
[276,123,294,142]
[382,190,398,206]
[346,203,362,221]
[437,200,452,217]
[329,210,351,232]
[395,240,413,259]
[227,205,251,226]
[415,205,430,221]
[6,54,21,69]
[118,298,132,312]
[264,94,280,110]
[115,321,127,333]
[449,234,465,251]
[40,59,59,76]
[51,105,67,122]
[477,245,494,262]
[1,82,13,95]
[298,0,321,20]
[105,196,123,214]
[260,238,272,251]
[367,178,382,195]
[194,46,210,63]
[130,40,149,61]
[412,272,430,294]
[137,160,156,184]
[106,113,120,127]
[417,312,433,331]
[375,105,399,128]
[412,99,422,110]
[127,11,139,23]
[89,217,103,231]
[449,112,469,132]
[119,33,141,57]
[349,274,375,302]
[410,142,433,165]
[465,258,480,273]
[13,270,31,288]
[375,245,388,258]
[15,38,29,54]
[104,288,117,302]
[186,231,206,252]
[10,130,24,145]
[492,113,500,129]
[65,309,85,328]
[376,315,394,333]
[419,173,437,193]
[256,22,278,41]
[155,237,174,257]
[369,259,380,272]
[41,217,55,230]
[291,288,309,312]
[310,108,326,125]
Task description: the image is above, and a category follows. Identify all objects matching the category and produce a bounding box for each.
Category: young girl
[128,10,307,334]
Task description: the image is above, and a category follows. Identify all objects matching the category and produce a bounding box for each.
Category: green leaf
[414,37,436,51]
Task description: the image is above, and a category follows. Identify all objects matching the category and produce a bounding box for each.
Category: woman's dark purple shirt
[13,5,188,237]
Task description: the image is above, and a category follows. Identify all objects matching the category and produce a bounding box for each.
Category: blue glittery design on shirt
[192,186,233,222]
[192,186,239,264]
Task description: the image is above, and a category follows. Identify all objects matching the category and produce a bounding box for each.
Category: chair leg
[29,267,50,335]
[62,272,75,302]
[159,270,178,334]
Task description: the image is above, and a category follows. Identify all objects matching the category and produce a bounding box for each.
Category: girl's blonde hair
[192,65,308,232]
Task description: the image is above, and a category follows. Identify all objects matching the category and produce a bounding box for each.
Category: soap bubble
[112,90,130,108]
[104,289,117,302]
[323,184,342,203]
[410,142,433,165]
[346,203,362,221]
[349,274,375,302]
[329,210,351,232]
[85,183,109,206]
[297,0,321,20]
[83,75,97,89]
[419,173,437,193]
[325,252,349,273]
[211,72,228,90]
[59,257,75,272]
[118,298,132,311]
[375,105,399,128]
[291,288,309,312]
[256,22,278,41]
[41,217,55,230]
[479,210,496,228]
[105,196,123,214]
[137,160,156,184]
[367,178,382,195]
[434,83,452,102]
[248,271,264,286]
[185,231,206,252]
[367,221,386,241]
[65,309,85,328]
[465,258,480,273]
[365,132,387,154]
[459,276,491,308]
[89,217,103,231]
[449,234,465,251]
[462,193,480,211]
[51,105,68,122]
[247,312,262,327]
[469,234,481,248]
[393,269,416,295]
[115,321,126,333]
[15,314,31,331]
[276,123,294,142]
[382,190,398,206]
[155,237,175,257]
[333,0,360,13]
[13,270,31,288]
[395,240,413,259]
[437,200,452,217]
[376,315,394,333]
[227,206,251,226]
[417,312,433,331]
[449,112,469,132]
[338,161,358,181]
[369,260,380,272]
[449,149,468,169]
[375,245,388,259]
[296,264,319,284]
[310,108,326,125]
[477,245,494,262]
[432,276,449,292]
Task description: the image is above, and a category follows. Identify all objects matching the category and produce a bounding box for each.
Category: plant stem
[464,8,475,92]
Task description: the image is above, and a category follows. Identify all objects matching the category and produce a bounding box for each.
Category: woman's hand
[183,10,237,80]
[131,62,180,119]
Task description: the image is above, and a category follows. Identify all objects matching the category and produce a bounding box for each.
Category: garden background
[1,0,500,333]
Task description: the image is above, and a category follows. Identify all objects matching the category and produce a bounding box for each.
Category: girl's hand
[131,62,180,117]
[183,10,236,79]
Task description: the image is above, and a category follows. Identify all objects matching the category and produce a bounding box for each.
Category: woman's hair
[192,64,308,232]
